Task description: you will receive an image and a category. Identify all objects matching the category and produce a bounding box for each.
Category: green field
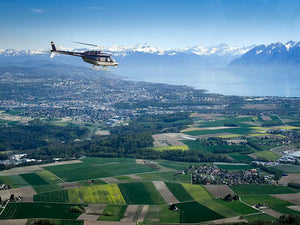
[118,182,159,204]
[177,201,224,223]
[200,199,239,218]
[244,213,275,222]
[20,173,49,186]
[37,170,62,184]
[254,150,281,161]
[144,205,180,223]
[143,182,166,204]
[138,171,191,183]
[155,159,200,170]
[214,199,259,215]
[183,140,253,155]
[215,163,254,171]
[270,164,300,173]
[45,157,157,182]
[159,205,181,223]
[0,202,85,219]
[34,190,69,203]
[0,175,29,188]
[33,184,62,194]
[231,184,298,195]
[97,205,127,221]
[165,182,193,201]
[181,183,211,202]
[241,195,291,208]
[272,206,300,216]
[229,154,254,162]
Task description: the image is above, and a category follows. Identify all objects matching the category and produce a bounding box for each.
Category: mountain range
[229,41,300,67]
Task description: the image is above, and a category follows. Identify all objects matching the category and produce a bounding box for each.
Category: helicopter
[50,41,118,69]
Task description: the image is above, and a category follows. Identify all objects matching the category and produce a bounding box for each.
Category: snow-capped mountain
[229,41,300,67]
[0,44,252,57]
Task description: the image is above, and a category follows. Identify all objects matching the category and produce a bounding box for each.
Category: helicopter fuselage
[50,42,118,67]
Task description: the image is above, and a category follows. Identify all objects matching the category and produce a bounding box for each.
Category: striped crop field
[181,183,211,202]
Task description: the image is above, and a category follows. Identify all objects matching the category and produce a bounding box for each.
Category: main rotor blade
[72,41,101,48]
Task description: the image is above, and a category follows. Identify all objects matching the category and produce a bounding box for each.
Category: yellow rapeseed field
[68,184,125,204]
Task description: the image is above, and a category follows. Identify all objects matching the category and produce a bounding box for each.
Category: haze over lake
[115,65,300,97]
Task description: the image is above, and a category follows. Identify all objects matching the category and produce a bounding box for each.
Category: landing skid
[92,65,109,71]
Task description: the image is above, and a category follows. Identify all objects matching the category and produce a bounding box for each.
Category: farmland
[181,183,211,201]
[97,205,127,221]
[0,202,85,220]
[270,164,300,173]
[231,184,298,195]
[2,156,300,224]
[165,182,193,201]
[118,182,160,204]
[44,157,157,182]
[177,201,224,223]
[34,184,125,204]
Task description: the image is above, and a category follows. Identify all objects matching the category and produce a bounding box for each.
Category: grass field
[254,150,281,161]
[159,205,181,223]
[0,202,85,219]
[241,195,291,208]
[33,184,62,194]
[97,205,127,221]
[177,201,224,223]
[143,182,166,204]
[231,184,298,195]
[273,206,300,216]
[229,154,253,162]
[270,164,300,173]
[0,175,29,188]
[215,164,254,171]
[165,182,193,202]
[34,190,69,203]
[138,171,191,183]
[144,205,180,223]
[155,159,200,170]
[20,173,49,186]
[200,199,239,218]
[36,171,62,184]
[214,199,259,215]
[45,157,157,182]
[243,213,275,222]
[118,182,158,204]
[183,140,253,155]
[181,183,211,202]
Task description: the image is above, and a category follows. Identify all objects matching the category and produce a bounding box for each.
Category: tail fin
[51,41,57,52]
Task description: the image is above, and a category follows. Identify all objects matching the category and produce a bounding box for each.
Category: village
[190,165,274,185]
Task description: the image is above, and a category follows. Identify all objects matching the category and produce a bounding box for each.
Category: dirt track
[204,185,234,198]
[153,181,179,203]
[0,219,28,225]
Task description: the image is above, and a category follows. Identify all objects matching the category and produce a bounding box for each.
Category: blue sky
[1,0,300,49]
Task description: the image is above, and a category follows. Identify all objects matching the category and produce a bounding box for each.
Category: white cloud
[30,8,44,14]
